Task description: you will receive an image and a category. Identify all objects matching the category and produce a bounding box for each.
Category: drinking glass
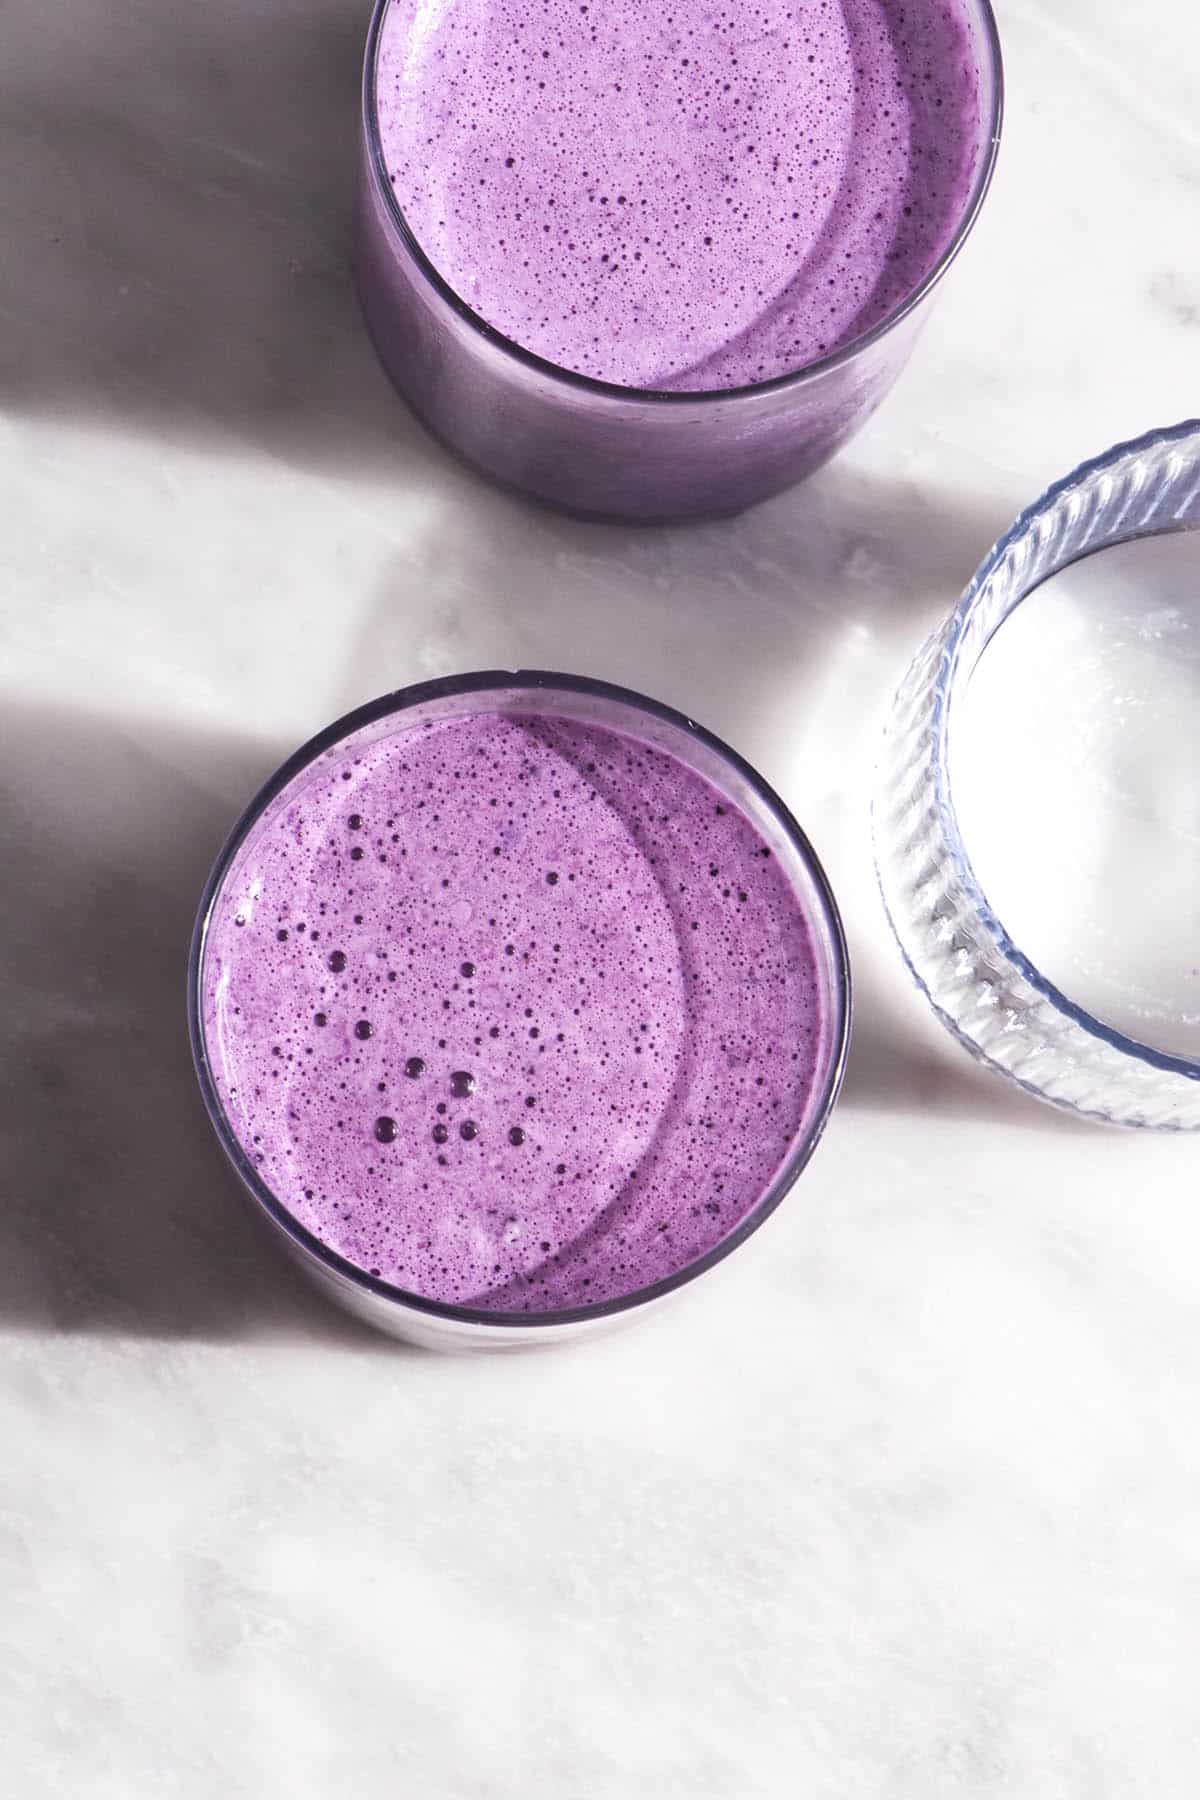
[354,0,1003,522]
[874,421,1200,1129]
[190,673,851,1347]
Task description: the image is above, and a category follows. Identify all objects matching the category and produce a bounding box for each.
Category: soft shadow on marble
[1,0,425,470]
[339,460,1012,706]
[0,696,398,1346]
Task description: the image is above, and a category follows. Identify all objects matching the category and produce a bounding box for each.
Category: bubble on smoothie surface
[374,0,984,390]
[201,712,827,1312]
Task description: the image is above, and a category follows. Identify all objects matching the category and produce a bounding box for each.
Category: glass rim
[932,419,1200,1086]
[188,670,852,1331]
[359,0,1005,409]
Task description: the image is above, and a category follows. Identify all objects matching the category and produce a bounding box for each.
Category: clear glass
[353,0,1003,523]
[874,421,1200,1129]
[189,673,851,1348]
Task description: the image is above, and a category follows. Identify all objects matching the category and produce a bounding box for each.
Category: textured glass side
[874,423,1200,1129]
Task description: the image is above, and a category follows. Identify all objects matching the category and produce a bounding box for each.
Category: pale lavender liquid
[375,0,983,390]
[203,713,828,1311]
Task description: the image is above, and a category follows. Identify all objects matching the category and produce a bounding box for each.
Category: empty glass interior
[950,531,1200,1063]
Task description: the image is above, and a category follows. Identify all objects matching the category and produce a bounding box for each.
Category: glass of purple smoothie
[189,673,850,1348]
[355,0,1002,521]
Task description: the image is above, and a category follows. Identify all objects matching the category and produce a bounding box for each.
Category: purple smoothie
[202,709,830,1312]
[374,0,984,390]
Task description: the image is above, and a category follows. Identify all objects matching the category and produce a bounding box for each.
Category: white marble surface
[3,0,1199,1792]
